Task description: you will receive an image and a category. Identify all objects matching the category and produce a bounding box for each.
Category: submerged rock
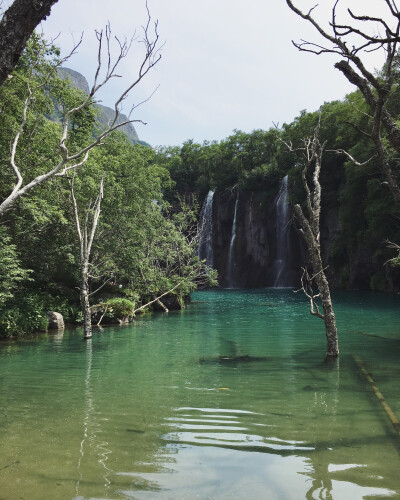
[199,354,269,365]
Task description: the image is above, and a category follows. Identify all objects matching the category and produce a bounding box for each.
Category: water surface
[1,289,400,499]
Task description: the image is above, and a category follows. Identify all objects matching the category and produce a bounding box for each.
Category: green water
[1,289,400,499]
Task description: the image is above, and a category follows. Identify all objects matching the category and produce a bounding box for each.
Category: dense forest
[1,28,400,338]
[0,35,216,338]
[160,95,400,292]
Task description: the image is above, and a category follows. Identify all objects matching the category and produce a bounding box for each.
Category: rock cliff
[209,189,304,288]
[204,180,400,291]
[57,67,141,144]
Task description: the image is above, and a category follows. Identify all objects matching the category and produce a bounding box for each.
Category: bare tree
[70,173,108,339]
[286,0,400,204]
[0,14,161,217]
[282,118,339,358]
[0,0,59,87]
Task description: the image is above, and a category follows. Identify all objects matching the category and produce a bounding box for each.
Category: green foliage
[388,255,400,267]
[0,34,214,336]
[0,289,83,338]
[158,129,286,208]
[0,227,30,306]
[0,293,48,338]
[100,298,135,319]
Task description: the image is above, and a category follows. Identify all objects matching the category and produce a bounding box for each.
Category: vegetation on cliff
[157,93,400,292]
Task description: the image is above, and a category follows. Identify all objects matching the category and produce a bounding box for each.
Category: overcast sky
[40,0,389,147]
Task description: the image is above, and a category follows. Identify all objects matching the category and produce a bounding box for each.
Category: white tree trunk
[81,262,92,339]
[71,176,104,340]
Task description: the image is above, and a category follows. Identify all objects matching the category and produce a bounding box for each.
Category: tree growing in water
[282,118,339,358]
[69,173,105,339]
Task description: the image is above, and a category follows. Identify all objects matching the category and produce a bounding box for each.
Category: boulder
[47,311,65,330]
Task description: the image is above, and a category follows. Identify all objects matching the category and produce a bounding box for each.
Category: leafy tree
[0,226,30,307]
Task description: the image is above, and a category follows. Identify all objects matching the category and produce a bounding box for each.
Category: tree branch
[0,9,162,216]
[133,282,182,314]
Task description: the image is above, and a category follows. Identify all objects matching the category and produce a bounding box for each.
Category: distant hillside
[57,67,143,145]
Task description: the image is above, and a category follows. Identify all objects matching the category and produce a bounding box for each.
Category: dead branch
[326,149,377,166]
[286,0,400,204]
[133,282,183,314]
[0,10,162,216]
[384,239,400,265]
[96,305,108,327]
[294,267,325,319]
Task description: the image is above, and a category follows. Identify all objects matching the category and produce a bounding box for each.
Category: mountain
[57,67,142,145]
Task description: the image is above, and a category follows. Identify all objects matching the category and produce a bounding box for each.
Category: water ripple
[163,407,313,453]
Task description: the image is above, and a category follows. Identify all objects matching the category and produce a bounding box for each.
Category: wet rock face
[204,177,399,292]
[211,190,304,288]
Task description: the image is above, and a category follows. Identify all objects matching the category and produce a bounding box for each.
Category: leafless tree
[286,0,400,203]
[69,174,106,339]
[282,118,339,358]
[0,13,162,217]
[0,0,59,87]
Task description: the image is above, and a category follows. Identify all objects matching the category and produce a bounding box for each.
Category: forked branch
[0,7,162,217]
[294,267,325,319]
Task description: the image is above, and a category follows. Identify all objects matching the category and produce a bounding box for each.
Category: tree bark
[156,299,169,312]
[70,175,104,340]
[294,205,339,358]
[335,60,400,204]
[283,117,339,358]
[81,262,92,339]
[0,0,59,87]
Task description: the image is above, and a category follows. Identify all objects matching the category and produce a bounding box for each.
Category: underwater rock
[199,354,269,364]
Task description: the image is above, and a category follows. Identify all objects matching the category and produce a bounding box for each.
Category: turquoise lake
[1,289,400,499]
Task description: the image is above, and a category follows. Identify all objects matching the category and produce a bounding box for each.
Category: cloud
[41,0,388,146]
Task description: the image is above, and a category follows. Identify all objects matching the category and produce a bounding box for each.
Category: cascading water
[226,192,239,288]
[272,175,290,287]
[198,190,215,267]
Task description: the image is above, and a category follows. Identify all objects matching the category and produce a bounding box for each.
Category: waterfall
[273,175,290,287]
[226,192,239,288]
[198,190,215,267]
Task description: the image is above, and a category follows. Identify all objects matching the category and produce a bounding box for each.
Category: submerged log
[354,355,400,436]
[199,354,269,365]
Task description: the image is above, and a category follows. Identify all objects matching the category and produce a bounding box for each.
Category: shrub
[0,291,78,338]
[0,293,48,338]
[101,297,135,320]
